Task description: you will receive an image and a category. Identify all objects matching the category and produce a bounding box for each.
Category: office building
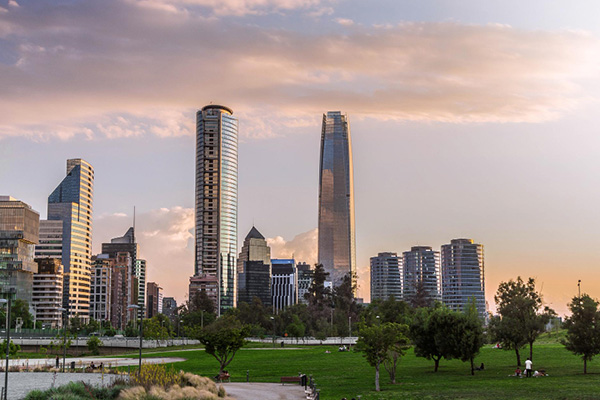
[90,255,112,323]
[271,259,297,313]
[403,246,441,305]
[0,196,40,302]
[238,261,272,307]
[296,262,313,305]
[237,226,271,273]
[192,105,238,314]
[162,297,177,323]
[109,252,134,330]
[102,227,144,310]
[47,159,94,318]
[370,252,402,302]
[146,281,162,319]
[32,258,64,328]
[317,111,356,288]
[36,220,63,259]
[441,239,485,315]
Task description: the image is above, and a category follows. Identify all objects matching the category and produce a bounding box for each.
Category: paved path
[7,356,185,369]
[223,382,307,400]
[7,372,121,399]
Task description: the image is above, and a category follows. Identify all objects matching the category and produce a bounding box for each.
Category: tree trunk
[584,358,587,374]
[434,357,440,372]
[515,347,521,366]
[529,341,533,361]
[375,361,380,392]
[470,357,474,376]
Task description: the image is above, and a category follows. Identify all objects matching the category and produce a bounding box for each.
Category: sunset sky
[2,0,600,315]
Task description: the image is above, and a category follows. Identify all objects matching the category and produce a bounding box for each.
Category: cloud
[93,206,195,304]
[334,17,353,26]
[134,0,331,16]
[267,228,318,265]
[1,1,599,140]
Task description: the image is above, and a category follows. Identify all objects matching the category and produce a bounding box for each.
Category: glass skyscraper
[403,246,441,304]
[441,238,485,316]
[370,252,402,302]
[318,111,356,287]
[47,158,94,319]
[193,105,238,314]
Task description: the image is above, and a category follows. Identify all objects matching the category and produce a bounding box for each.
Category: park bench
[280,376,302,385]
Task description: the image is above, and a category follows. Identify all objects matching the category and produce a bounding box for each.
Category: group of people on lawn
[514,358,545,377]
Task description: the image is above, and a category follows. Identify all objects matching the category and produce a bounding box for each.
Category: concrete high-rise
[32,258,64,328]
[441,238,485,315]
[317,111,356,287]
[0,196,40,302]
[370,252,402,302]
[403,246,441,304]
[47,159,94,319]
[192,105,238,315]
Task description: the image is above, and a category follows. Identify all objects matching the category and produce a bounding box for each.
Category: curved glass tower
[318,111,356,287]
[193,105,238,314]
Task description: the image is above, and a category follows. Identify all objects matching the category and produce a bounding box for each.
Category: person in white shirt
[525,358,533,377]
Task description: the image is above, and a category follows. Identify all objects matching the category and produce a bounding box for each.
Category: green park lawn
[143,340,600,400]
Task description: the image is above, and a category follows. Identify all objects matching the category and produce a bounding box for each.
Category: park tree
[410,306,454,372]
[562,294,600,374]
[144,315,172,343]
[86,336,102,355]
[406,280,434,309]
[180,290,217,333]
[0,340,20,358]
[191,315,250,374]
[456,301,485,375]
[494,277,555,364]
[356,322,410,391]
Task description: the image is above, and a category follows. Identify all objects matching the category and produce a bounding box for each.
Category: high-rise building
[47,159,94,319]
[403,246,441,304]
[271,259,297,314]
[90,255,112,323]
[109,252,134,330]
[36,220,63,259]
[32,258,64,328]
[370,252,402,302]
[102,227,144,310]
[192,105,238,315]
[296,262,313,305]
[237,226,271,307]
[317,111,356,288]
[441,239,485,315]
[238,261,272,307]
[162,297,178,324]
[146,281,162,319]
[0,196,40,302]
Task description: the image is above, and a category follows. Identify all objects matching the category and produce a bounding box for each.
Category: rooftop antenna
[133,206,136,243]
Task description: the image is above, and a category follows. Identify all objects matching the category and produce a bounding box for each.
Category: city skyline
[2,0,600,315]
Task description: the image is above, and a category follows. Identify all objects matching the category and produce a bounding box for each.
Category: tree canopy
[562,294,600,374]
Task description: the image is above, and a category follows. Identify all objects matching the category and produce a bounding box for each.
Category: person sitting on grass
[475,363,485,371]
[515,367,522,377]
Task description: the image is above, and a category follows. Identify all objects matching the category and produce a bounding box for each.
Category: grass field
[141,339,600,400]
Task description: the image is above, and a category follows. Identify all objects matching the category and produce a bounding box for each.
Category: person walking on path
[525,358,533,377]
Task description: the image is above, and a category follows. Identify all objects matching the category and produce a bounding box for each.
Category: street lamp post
[128,305,143,374]
[348,316,351,347]
[0,298,10,400]
[270,316,275,348]
[58,308,67,373]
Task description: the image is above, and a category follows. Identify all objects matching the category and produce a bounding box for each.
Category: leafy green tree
[356,322,410,391]
[562,294,600,374]
[382,324,410,384]
[410,307,448,372]
[286,315,306,339]
[191,315,250,374]
[180,290,217,334]
[86,336,102,355]
[2,299,34,328]
[0,340,20,358]
[456,301,485,375]
[144,315,172,343]
[125,320,138,337]
[83,319,100,335]
[494,277,555,364]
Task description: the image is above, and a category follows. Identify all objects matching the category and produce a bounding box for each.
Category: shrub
[87,336,102,355]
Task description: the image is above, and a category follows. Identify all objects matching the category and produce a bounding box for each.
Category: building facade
[441,239,485,315]
[370,252,402,302]
[90,255,112,323]
[0,196,40,302]
[271,259,297,313]
[32,258,64,328]
[317,111,356,288]
[146,281,162,319]
[296,262,313,305]
[162,297,177,324]
[193,105,238,314]
[238,260,272,307]
[109,252,134,330]
[403,246,441,304]
[47,159,94,318]
[36,220,63,259]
